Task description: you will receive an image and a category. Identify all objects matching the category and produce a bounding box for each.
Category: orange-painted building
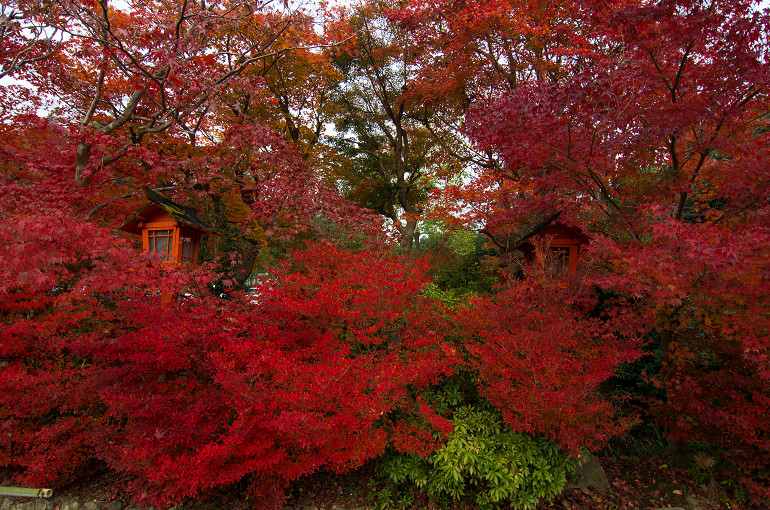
[119,187,213,268]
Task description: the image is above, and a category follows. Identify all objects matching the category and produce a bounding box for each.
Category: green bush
[377,406,572,509]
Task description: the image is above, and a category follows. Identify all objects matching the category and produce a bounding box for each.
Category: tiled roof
[118,187,214,235]
[142,187,212,232]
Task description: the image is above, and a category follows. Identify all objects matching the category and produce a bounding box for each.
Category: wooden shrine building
[119,187,213,268]
[514,211,589,277]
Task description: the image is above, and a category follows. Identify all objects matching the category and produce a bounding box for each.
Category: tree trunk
[398,219,418,256]
[75,141,90,184]
[660,329,673,375]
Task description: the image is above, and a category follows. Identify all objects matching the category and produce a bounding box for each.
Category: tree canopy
[1,0,768,507]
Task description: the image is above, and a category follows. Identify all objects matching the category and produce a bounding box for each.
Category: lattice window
[180,231,197,264]
[148,229,174,261]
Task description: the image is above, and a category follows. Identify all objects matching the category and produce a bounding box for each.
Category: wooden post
[0,486,53,498]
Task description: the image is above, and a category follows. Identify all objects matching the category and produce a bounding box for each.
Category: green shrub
[377,406,572,509]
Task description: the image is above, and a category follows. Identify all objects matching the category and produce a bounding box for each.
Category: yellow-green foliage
[378,407,571,509]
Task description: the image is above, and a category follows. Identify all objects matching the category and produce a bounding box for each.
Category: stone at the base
[568,450,610,491]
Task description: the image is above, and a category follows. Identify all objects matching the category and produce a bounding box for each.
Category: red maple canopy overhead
[119,187,215,268]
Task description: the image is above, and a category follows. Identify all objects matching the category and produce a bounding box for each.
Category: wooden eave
[513,210,590,254]
[118,187,215,236]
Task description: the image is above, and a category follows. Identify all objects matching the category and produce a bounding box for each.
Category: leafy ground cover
[283,451,756,510]
[1,440,760,509]
[556,455,714,510]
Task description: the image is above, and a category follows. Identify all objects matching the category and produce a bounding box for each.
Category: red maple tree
[408,0,770,496]
[2,0,769,505]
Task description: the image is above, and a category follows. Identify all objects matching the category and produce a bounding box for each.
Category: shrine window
[548,247,570,275]
[180,231,197,264]
[148,229,174,261]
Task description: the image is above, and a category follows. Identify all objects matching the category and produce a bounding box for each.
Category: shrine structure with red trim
[514,211,589,277]
[119,187,214,268]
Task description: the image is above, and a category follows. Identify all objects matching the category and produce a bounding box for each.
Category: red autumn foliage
[456,271,646,454]
[413,0,770,497]
[2,0,769,505]
[0,237,458,508]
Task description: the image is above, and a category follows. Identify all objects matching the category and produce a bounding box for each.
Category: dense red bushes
[0,237,462,508]
[2,0,768,504]
[458,278,644,454]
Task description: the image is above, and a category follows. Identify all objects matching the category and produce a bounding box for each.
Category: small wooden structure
[514,211,588,277]
[0,486,53,498]
[119,187,213,268]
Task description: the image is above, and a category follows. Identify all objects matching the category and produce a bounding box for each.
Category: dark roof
[514,211,563,247]
[513,210,589,250]
[119,186,214,235]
